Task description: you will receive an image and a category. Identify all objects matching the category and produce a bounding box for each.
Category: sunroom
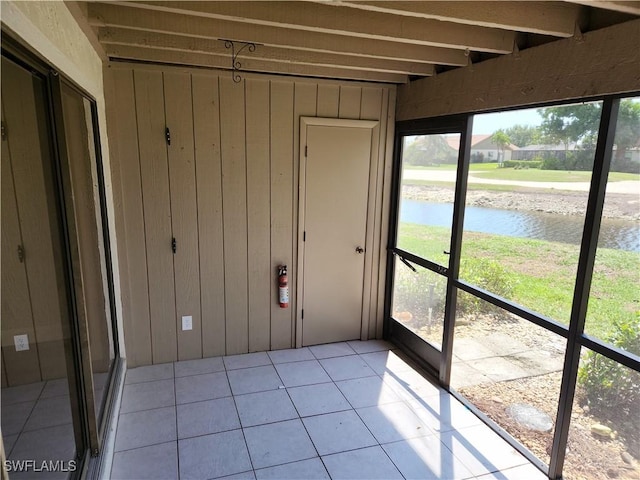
[1,2,638,479]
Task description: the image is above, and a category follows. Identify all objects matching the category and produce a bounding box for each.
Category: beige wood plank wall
[104,68,152,367]
[164,72,202,361]
[105,64,396,367]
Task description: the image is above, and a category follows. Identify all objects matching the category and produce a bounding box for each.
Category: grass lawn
[473,168,640,182]
[397,222,639,341]
[405,163,640,183]
[406,163,498,172]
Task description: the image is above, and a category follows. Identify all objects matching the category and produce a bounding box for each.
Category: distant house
[511,142,578,161]
[511,143,639,172]
[445,134,519,163]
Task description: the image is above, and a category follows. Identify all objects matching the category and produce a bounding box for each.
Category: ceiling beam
[113,1,515,53]
[397,18,640,121]
[565,0,640,15]
[87,3,469,65]
[99,27,435,76]
[317,1,580,37]
[105,45,408,84]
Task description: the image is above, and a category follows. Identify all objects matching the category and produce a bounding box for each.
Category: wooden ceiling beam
[87,3,469,65]
[319,1,580,37]
[397,18,640,120]
[105,44,408,83]
[564,0,640,15]
[99,28,435,76]
[112,1,515,53]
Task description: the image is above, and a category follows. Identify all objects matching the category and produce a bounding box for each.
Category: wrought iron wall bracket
[223,40,257,83]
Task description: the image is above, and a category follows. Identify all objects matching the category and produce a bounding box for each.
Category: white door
[300,120,374,346]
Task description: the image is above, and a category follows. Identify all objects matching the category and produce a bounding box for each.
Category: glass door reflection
[1,55,81,478]
[59,84,116,426]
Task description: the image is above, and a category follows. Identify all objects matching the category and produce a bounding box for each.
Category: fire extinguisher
[278,265,289,308]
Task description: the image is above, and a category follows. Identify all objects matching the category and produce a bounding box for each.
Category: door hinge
[171,237,177,254]
[304,145,307,157]
[165,127,171,146]
[303,231,306,242]
[1,121,7,140]
[301,309,304,319]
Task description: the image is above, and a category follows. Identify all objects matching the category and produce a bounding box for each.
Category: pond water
[400,199,640,252]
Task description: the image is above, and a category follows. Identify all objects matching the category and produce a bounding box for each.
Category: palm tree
[491,130,511,166]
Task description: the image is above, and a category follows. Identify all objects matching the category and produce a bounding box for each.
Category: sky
[472,108,543,134]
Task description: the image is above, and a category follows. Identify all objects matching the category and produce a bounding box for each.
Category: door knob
[355,246,364,254]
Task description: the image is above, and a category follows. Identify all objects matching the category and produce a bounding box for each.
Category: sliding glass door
[1,54,84,478]
[1,39,119,478]
[56,79,117,432]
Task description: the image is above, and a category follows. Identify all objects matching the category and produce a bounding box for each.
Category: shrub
[541,156,562,170]
[393,266,446,318]
[502,160,542,169]
[559,149,595,171]
[578,313,640,455]
[393,256,516,329]
[541,151,595,171]
[470,152,485,163]
[457,258,515,315]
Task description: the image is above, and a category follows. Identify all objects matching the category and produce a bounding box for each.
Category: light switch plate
[182,316,193,331]
[14,334,29,352]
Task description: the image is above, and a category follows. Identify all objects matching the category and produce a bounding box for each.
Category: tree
[403,135,458,166]
[538,103,601,150]
[491,130,511,166]
[503,124,542,147]
[538,100,640,172]
[612,100,640,172]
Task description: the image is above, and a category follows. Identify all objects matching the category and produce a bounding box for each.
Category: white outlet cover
[182,316,193,331]
[14,334,29,352]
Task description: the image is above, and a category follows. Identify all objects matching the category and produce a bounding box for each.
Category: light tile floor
[1,372,109,479]
[110,341,547,480]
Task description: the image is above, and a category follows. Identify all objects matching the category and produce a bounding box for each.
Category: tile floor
[2,379,74,480]
[110,341,547,480]
[1,372,109,479]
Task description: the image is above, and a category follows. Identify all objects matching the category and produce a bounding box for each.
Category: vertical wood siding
[105,68,152,367]
[106,65,396,367]
[134,71,177,364]
[164,72,202,361]
[269,81,295,351]
[246,79,271,353]
[192,75,226,358]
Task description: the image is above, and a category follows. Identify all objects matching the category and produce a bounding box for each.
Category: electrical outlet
[14,334,29,352]
[182,316,193,331]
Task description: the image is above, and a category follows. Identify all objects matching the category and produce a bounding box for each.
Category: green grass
[404,163,640,183]
[473,169,593,182]
[407,163,499,171]
[473,169,640,182]
[397,223,640,341]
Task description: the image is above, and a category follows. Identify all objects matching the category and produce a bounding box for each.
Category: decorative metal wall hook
[223,39,257,83]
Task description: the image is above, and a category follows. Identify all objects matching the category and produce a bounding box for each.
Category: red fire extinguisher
[278,265,289,308]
